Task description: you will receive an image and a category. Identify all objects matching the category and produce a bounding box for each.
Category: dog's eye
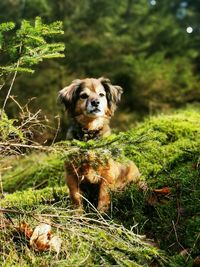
[99,93,105,97]
[80,93,88,99]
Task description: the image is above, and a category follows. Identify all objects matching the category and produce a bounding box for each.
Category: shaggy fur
[59,77,122,141]
[59,77,141,212]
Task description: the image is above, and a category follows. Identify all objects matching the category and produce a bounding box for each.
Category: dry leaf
[179,248,190,257]
[29,223,62,254]
[30,223,51,251]
[49,235,62,255]
[19,222,33,239]
[153,187,171,195]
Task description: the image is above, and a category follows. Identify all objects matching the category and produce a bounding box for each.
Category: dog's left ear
[99,77,123,113]
[59,79,82,113]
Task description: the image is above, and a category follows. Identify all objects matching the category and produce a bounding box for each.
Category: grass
[1,107,200,266]
[0,188,166,266]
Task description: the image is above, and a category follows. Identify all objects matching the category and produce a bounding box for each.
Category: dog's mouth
[89,108,101,114]
[86,107,104,117]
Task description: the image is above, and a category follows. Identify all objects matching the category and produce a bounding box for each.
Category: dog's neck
[67,116,111,141]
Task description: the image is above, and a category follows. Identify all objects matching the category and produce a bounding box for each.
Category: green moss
[0,190,166,267]
[1,186,68,209]
[111,109,200,263]
[2,152,66,192]
[1,108,200,266]
[0,111,24,142]
[3,109,199,191]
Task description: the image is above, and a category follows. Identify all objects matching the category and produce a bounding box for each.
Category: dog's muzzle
[91,99,100,107]
[86,98,104,116]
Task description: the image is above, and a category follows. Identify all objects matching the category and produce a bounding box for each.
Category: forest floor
[0,107,200,267]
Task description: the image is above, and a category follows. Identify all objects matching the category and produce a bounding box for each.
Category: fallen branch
[0,142,50,151]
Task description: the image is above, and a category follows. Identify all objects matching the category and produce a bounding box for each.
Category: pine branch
[0,17,65,76]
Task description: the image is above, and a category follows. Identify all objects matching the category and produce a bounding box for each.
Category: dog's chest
[79,163,102,184]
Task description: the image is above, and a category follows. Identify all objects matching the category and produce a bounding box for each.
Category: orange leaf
[19,222,33,239]
[153,187,171,195]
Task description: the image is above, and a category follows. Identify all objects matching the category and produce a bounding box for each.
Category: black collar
[72,124,102,141]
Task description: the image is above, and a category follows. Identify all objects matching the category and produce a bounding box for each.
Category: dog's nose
[91,99,100,107]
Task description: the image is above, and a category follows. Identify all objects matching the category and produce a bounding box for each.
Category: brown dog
[59,77,122,141]
[59,77,140,212]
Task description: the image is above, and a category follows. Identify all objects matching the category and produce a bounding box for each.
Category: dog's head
[59,77,123,118]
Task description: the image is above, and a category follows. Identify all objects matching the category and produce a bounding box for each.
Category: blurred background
[0,0,200,140]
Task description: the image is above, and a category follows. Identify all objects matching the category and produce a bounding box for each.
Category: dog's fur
[59,77,141,212]
[59,77,122,141]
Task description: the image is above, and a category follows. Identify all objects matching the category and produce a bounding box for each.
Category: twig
[0,208,23,214]
[78,193,111,223]
[51,115,60,145]
[0,207,111,227]
[2,60,20,112]
[186,232,200,263]
[9,95,24,113]
[0,82,5,91]
[0,142,50,151]
[172,220,185,251]
[0,172,3,195]
[18,109,41,129]
[0,208,110,230]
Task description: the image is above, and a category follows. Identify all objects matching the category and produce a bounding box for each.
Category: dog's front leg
[97,181,110,213]
[65,173,83,212]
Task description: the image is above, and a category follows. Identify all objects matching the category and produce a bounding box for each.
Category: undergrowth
[0,188,166,267]
[1,108,200,266]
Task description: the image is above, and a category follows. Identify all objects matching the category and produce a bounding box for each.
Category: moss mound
[1,152,65,192]
[1,108,200,266]
[113,109,200,257]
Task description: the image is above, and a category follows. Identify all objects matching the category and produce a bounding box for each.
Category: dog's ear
[59,79,82,112]
[99,77,123,114]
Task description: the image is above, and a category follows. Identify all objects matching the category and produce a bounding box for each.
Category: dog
[59,77,141,212]
[59,77,123,141]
